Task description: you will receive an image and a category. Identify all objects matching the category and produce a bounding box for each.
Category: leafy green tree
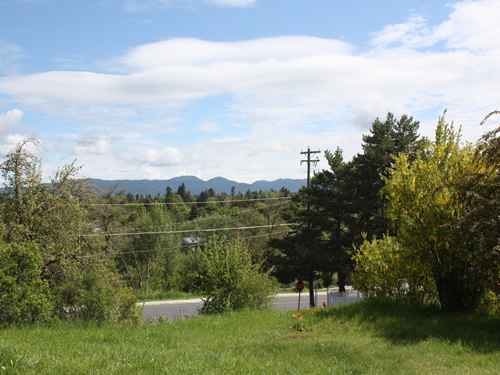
[176,246,205,293]
[126,204,181,293]
[198,236,274,314]
[0,140,138,322]
[382,115,493,311]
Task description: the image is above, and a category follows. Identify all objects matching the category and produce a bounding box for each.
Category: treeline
[108,183,290,222]
[0,143,289,324]
[89,184,290,295]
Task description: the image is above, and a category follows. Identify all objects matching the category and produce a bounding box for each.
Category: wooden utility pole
[300,147,320,307]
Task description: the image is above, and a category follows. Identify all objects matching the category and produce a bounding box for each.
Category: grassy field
[1,298,499,374]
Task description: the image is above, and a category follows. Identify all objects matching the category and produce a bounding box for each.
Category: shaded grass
[313,298,500,353]
[0,298,499,374]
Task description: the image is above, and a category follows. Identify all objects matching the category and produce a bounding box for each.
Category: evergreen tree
[350,113,420,242]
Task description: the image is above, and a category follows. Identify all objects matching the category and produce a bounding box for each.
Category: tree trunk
[308,277,316,307]
[134,253,143,289]
[338,270,347,293]
[121,254,136,292]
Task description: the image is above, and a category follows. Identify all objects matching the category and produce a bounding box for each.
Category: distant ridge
[90,176,307,196]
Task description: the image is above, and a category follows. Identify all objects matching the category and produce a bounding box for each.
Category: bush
[54,272,139,323]
[198,237,275,314]
[352,234,437,304]
[0,241,53,325]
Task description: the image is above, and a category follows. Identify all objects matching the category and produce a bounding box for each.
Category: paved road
[141,292,362,321]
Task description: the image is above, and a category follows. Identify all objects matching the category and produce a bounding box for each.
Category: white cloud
[371,0,500,52]
[137,147,183,166]
[435,0,500,52]
[73,138,114,155]
[349,96,406,131]
[370,16,437,48]
[112,36,351,71]
[198,122,221,133]
[0,41,25,74]
[0,109,24,137]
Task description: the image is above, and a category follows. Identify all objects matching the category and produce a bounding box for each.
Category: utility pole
[300,147,320,190]
[300,147,320,307]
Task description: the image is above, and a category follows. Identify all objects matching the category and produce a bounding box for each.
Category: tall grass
[1,298,499,374]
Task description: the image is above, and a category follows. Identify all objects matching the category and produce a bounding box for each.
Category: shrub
[352,234,437,304]
[198,237,275,314]
[0,241,53,325]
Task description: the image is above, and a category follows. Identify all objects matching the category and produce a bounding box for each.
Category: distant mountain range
[90,176,307,196]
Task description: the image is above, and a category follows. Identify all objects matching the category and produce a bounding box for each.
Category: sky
[1,0,500,184]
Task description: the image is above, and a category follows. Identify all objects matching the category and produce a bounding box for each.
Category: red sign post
[296,281,305,310]
[296,281,305,292]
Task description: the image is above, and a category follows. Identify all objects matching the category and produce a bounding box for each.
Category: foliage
[268,152,349,306]
[305,147,356,290]
[268,193,331,307]
[55,271,138,322]
[269,113,421,303]
[0,241,53,325]
[350,113,421,241]
[381,114,498,311]
[456,119,500,306]
[175,246,206,293]
[352,234,437,304]
[198,236,274,314]
[126,205,182,293]
[0,140,139,323]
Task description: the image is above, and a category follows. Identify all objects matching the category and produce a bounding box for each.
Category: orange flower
[299,316,303,321]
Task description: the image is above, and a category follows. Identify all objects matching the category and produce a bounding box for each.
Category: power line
[124,200,290,231]
[78,223,296,237]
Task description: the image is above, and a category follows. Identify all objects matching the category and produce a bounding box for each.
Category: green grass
[135,290,202,302]
[1,298,499,374]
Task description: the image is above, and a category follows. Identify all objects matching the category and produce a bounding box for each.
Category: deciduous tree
[0,140,138,322]
[382,115,495,311]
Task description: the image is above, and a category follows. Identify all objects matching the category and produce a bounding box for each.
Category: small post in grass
[296,280,305,310]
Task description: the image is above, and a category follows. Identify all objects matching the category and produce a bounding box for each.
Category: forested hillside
[90,176,306,197]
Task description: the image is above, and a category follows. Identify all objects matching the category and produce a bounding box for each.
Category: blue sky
[1,0,499,184]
